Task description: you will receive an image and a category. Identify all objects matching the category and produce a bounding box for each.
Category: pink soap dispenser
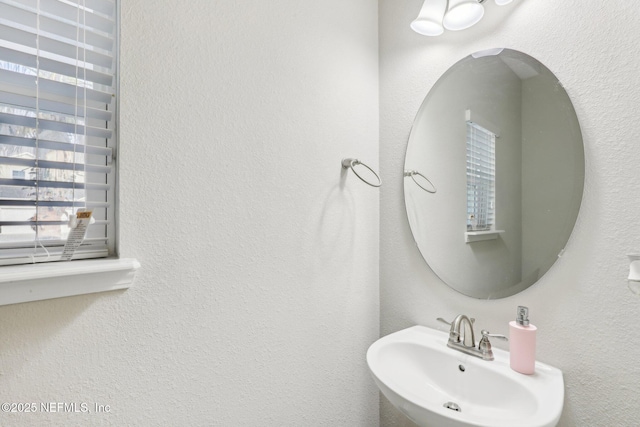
[509,306,537,375]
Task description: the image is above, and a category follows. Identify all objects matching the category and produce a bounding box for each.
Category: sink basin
[367,325,564,427]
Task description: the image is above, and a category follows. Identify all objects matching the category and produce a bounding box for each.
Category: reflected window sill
[0,258,140,306]
[465,230,505,243]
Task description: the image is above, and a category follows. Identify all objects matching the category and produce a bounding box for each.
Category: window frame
[0,0,138,306]
[464,110,505,244]
[466,120,496,231]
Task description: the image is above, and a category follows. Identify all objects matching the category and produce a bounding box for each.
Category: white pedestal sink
[367,325,564,427]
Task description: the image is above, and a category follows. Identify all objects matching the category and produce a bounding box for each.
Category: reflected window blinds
[466,121,495,231]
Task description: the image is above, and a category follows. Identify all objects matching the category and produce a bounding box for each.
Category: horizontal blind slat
[0,220,110,229]
[0,199,109,207]
[40,0,115,34]
[0,245,109,265]
[0,109,113,139]
[0,76,111,111]
[0,178,110,190]
[66,0,115,18]
[0,135,112,156]
[0,6,114,57]
[0,0,115,36]
[0,90,112,121]
[0,24,114,70]
[0,69,113,104]
[0,156,112,174]
[0,44,113,87]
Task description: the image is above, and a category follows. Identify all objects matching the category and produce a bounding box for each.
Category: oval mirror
[404,48,584,299]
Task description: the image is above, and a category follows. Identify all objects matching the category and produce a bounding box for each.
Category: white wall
[0,1,380,426]
[380,0,640,426]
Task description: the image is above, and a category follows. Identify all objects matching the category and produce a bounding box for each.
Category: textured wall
[380,0,640,426]
[0,1,379,426]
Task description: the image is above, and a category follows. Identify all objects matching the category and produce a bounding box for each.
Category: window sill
[0,258,140,306]
[465,230,505,243]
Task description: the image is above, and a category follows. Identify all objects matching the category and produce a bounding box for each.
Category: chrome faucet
[450,314,476,347]
[437,315,508,361]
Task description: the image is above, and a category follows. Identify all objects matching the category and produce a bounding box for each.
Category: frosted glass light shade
[443,0,485,31]
[471,48,505,58]
[410,0,447,36]
[495,0,513,5]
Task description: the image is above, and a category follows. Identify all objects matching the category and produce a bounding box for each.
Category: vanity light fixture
[410,0,447,36]
[411,0,515,36]
[443,0,485,31]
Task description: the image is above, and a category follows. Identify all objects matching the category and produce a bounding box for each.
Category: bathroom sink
[367,325,564,427]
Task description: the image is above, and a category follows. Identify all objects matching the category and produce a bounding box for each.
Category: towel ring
[404,170,436,193]
[342,158,381,188]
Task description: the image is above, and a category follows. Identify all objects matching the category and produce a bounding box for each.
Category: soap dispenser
[509,306,537,375]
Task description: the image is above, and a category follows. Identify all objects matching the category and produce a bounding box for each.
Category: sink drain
[443,402,461,412]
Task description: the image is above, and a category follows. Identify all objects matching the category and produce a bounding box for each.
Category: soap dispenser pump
[509,306,537,375]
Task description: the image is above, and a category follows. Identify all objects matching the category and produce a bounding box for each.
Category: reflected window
[466,122,496,231]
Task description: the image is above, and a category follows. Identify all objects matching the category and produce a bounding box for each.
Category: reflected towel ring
[404,170,436,193]
[342,158,381,188]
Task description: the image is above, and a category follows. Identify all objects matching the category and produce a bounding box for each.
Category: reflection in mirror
[404,49,584,299]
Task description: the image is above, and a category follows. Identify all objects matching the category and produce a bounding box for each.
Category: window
[466,121,496,231]
[0,0,117,266]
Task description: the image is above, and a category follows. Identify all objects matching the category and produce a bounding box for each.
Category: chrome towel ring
[404,170,436,193]
[342,158,381,188]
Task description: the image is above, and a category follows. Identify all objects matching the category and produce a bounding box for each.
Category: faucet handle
[478,329,508,360]
[480,330,508,341]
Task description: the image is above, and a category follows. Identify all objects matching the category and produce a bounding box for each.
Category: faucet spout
[450,314,475,348]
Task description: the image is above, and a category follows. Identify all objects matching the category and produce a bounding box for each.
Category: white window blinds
[0,0,117,265]
[466,121,495,231]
